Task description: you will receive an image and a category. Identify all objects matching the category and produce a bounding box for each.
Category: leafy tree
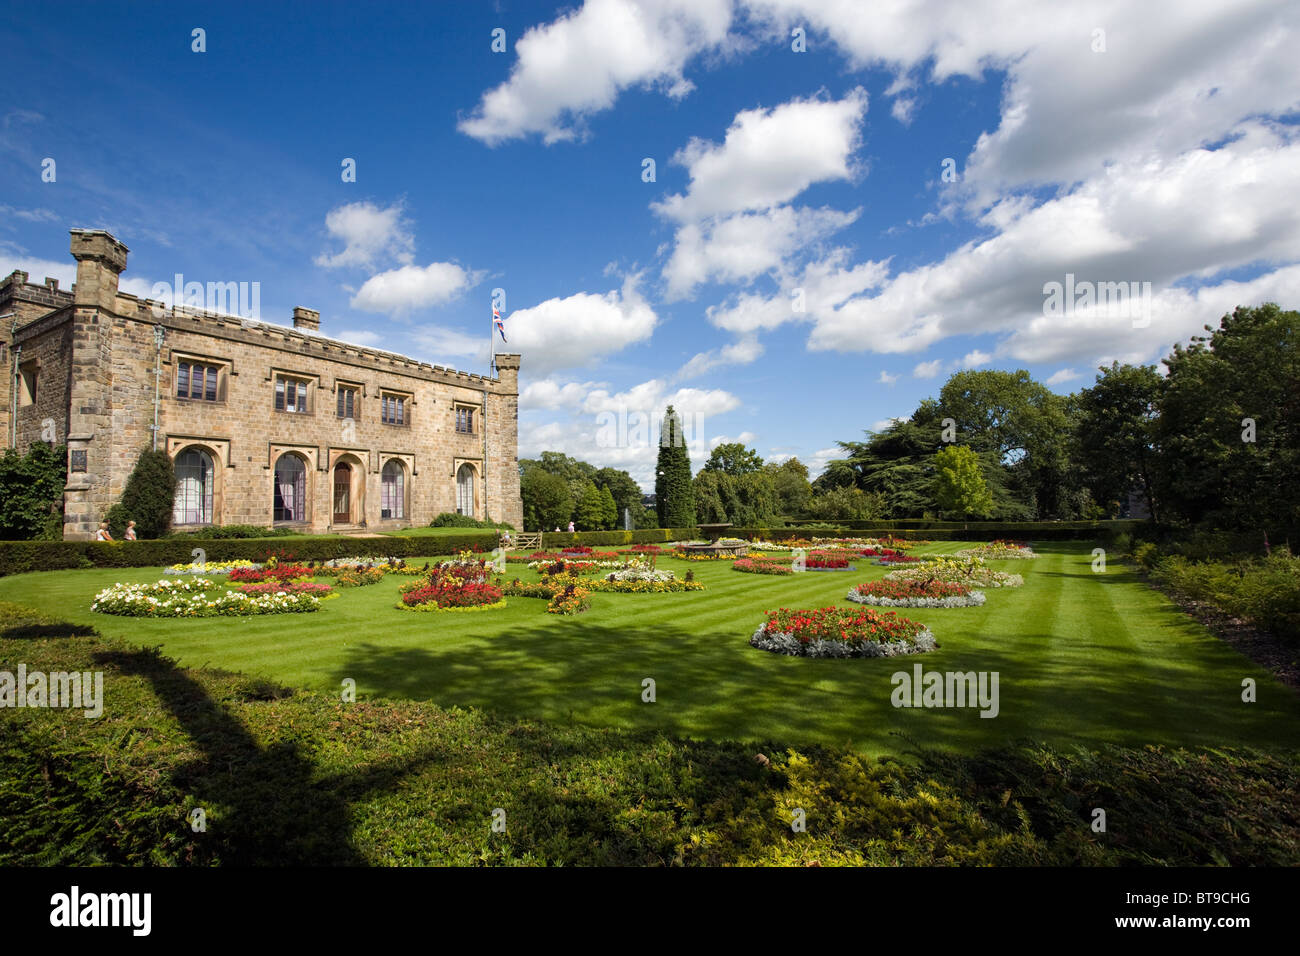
[115,448,177,539]
[1074,362,1163,520]
[655,406,695,528]
[593,467,642,523]
[932,445,994,519]
[702,442,763,475]
[1155,303,1299,529]
[598,484,618,529]
[575,481,607,530]
[764,458,812,517]
[0,442,66,539]
[806,486,887,522]
[520,468,573,531]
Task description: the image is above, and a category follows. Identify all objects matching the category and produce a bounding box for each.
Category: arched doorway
[381,459,406,519]
[273,453,308,523]
[333,461,353,524]
[173,447,215,525]
[456,463,476,517]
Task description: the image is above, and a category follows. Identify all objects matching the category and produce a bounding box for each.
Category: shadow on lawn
[330,598,1300,754]
[92,645,446,865]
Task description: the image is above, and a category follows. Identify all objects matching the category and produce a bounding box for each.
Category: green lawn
[0,541,1295,756]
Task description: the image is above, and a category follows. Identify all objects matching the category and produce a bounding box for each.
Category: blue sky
[3,0,1298,489]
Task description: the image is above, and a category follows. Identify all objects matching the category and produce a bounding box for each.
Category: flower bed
[547,583,591,615]
[885,557,1024,588]
[847,579,986,608]
[750,606,936,658]
[235,581,334,597]
[228,564,315,583]
[956,541,1039,560]
[805,551,854,570]
[529,559,598,575]
[92,579,320,617]
[164,559,260,575]
[398,559,504,610]
[732,558,794,575]
[620,544,666,555]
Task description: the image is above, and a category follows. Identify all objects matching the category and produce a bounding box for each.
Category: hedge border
[0,532,501,577]
[0,521,1151,576]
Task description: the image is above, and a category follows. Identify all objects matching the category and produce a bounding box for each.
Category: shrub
[1132,541,1161,570]
[1154,550,1300,641]
[115,448,176,539]
[0,442,66,540]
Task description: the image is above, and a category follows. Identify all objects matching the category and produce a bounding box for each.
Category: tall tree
[113,448,176,538]
[598,484,618,529]
[655,405,695,528]
[574,481,607,530]
[1156,303,1299,529]
[0,442,66,540]
[764,457,812,517]
[932,445,994,519]
[593,467,643,523]
[702,442,763,475]
[520,468,573,531]
[1074,362,1163,520]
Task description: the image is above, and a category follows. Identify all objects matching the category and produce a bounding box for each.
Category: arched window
[173,448,214,525]
[381,460,406,519]
[456,463,475,517]
[273,454,307,522]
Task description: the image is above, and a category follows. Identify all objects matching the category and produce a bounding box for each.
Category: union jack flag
[493,306,507,343]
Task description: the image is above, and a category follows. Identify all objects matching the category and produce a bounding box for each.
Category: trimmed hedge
[0,532,501,577]
[734,521,1148,542]
[0,521,1149,575]
[777,518,1149,533]
[537,528,698,550]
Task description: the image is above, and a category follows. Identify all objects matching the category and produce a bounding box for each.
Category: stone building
[0,229,522,540]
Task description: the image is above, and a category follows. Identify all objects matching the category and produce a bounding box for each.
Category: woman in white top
[124,520,138,541]
[95,522,113,541]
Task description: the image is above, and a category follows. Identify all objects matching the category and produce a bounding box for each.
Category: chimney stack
[292,306,320,332]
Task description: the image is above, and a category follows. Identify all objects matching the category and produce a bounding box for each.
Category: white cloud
[708,431,757,450]
[676,335,764,380]
[315,201,414,270]
[653,89,868,223]
[1045,368,1081,386]
[518,374,743,488]
[458,0,734,145]
[663,205,858,299]
[503,274,659,376]
[913,359,943,379]
[957,349,992,369]
[878,370,898,385]
[414,325,488,360]
[806,445,844,478]
[350,261,482,315]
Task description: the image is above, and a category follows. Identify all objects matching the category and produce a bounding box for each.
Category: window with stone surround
[336,384,360,419]
[275,374,311,414]
[455,404,476,435]
[380,391,409,426]
[19,361,38,406]
[381,459,406,519]
[174,358,225,402]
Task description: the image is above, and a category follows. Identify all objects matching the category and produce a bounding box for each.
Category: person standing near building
[567,520,575,533]
[95,523,113,541]
[124,520,138,541]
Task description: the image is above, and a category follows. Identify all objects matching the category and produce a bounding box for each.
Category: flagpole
[490,301,497,375]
